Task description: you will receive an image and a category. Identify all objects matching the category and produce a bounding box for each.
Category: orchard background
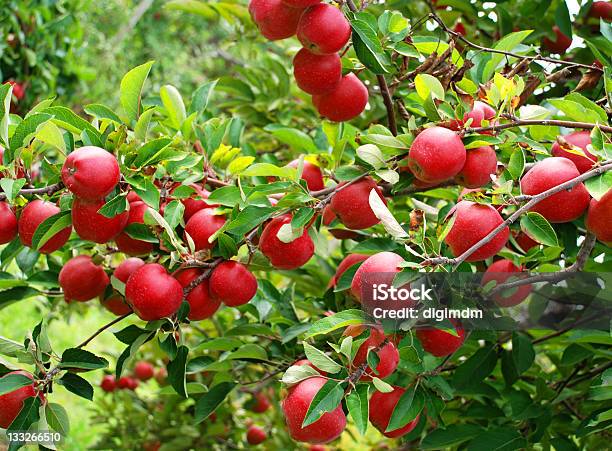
[0,0,611,450]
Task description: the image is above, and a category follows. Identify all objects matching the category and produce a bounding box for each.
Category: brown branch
[0,182,64,201]
[532,313,600,345]
[76,313,132,349]
[183,257,223,296]
[466,117,612,135]
[567,361,612,388]
[423,161,612,267]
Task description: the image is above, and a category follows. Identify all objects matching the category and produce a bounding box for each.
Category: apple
[416,321,465,357]
[312,73,369,122]
[369,386,420,438]
[209,261,258,307]
[61,146,120,201]
[72,197,129,243]
[249,0,305,41]
[350,252,404,301]
[259,214,315,269]
[0,201,18,244]
[246,425,267,445]
[100,375,116,392]
[184,209,226,251]
[297,4,351,55]
[551,131,597,174]
[293,49,342,96]
[175,268,221,320]
[288,159,325,191]
[125,264,183,321]
[455,146,497,188]
[0,371,40,429]
[18,200,72,254]
[408,127,467,183]
[114,201,155,256]
[328,253,369,288]
[134,361,155,381]
[586,188,612,244]
[59,255,110,302]
[351,326,399,380]
[542,25,572,54]
[329,177,385,230]
[482,259,532,307]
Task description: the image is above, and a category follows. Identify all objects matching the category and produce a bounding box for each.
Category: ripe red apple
[115,201,155,256]
[246,425,267,445]
[369,386,420,438]
[61,147,120,201]
[283,0,321,7]
[328,253,369,288]
[288,159,325,191]
[456,146,497,188]
[259,214,315,269]
[293,49,342,95]
[514,232,539,252]
[297,4,351,55]
[72,197,129,243]
[184,209,225,251]
[445,201,509,261]
[482,259,532,307]
[542,25,572,54]
[0,371,39,429]
[250,392,271,413]
[125,264,183,321]
[464,101,496,129]
[453,21,466,36]
[551,131,597,174]
[100,375,116,392]
[416,321,465,357]
[520,157,590,223]
[350,252,404,301]
[312,73,369,122]
[282,376,347,443]
[209,261,258,307]
[59,255,109,302]
[175,268,221,320]
[117,376,139,390]
[249,0,304,41]
[0,201,18,244]
[171,184,217,222]
[408,127,467,183]
[352,327,399,380]
[589,1,612,20]
[134,361,155,381]
[155,367,168,385]
[126,191,142,203]
[330,177,385,230]
[101,294,132,316]
[5,81,25,100]
[586,189,612,244]
[18,200,72,254]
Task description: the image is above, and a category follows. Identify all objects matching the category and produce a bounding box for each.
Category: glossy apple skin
[134,361,155,381]
[0,201,18,244]
[514,232,539,252]
[246,425,267,445]
[18,200,72,254]
[282,377,347,444]
[72,197,129,243]
[125,264,183,321]
[351,327,399,380]
[175,268,221,320]
[61,146,120,200]
[184,209,225,251]
[329,254,369,288]
[259,214,315,269]
[330,177,385,230]
[209,261,258,307]
[293,49,342,95]
[350,252,404,301]
[101,294,133,316]
[312,73,368,122]
[101,259,141,314]
[445,201,509,262]
[589,1,612,20]
[520,157,590,223]
[542,26,572,54]
[551,131,597,174]
[249,0,304,41]
[288,159,325,191]
[482,259,532,307]
[282,0,321,7]
[297,4,351,55]
[59,255,110,302]
[369,386,420,438]
[416,322,465,357]
[115,201,155,256]
[408,127,467,184]
[586,189,612,245]
[0,371,40,429]
[456,146,497,188]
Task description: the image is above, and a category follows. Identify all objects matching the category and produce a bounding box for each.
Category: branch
[423,161,612,267]
[76,313,132,349]
[0,182,64,201]
[183,257,223,296]
[466,117,612,135]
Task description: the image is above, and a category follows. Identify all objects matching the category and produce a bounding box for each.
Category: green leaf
[98,194,129,219]
[8,113,52,153]
[584,171,612,200]
[453,345,498,388]
[303,343,342,374]
[511,332,534,375]
[0,83,11,147]
[167,345,189,398]
[346,384,369,436]
[227,156,255,175]
[520,212,558,247]
[0,178,26,204]
[60,348,109,371]
[351,18,389,74]
[190,80,218,115]
[31,210,72,251]
[120,61,155,123]
[305,310,366,338]
[42,106,102,144]
[132,138,173,168]
[194,382,236,423]
[507,149,525,179]
[482,30,532,81]
[46,402,70,436]
[0,374,33,395]
[242,163,297,180]
[467,428,527,451]
[263,125,318,153]
[58,373,94,400]
[372,377,393,393]
[421,424,483,449]
[6,396,40,433]
[554,1,572,39]
[281,364,320,386]
[84,104,122,124]
[415,74,445,101]
[224,206,275,237]
[302,380,345,427]
[224,344,268,361]
[163,200,185,229]
[35,121,66,153]
[356,144,385,169]
[386,387,425,432]
[160,84,187,129]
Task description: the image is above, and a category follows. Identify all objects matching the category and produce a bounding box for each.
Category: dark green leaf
[194,382,236,423]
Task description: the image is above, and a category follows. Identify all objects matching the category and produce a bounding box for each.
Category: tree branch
[467,117,612,135]
[76,313,132,349]
[0,182,64,201]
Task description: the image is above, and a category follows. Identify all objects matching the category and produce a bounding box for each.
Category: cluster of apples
[249,0,369,122]
[99,361,165,393]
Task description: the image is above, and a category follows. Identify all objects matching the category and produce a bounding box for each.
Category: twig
[183,257,223,296]
[76,313,132,349]
[532,313,600,345]
[466,117,612,135]
[0,182,64,201]
[567,361,612,388]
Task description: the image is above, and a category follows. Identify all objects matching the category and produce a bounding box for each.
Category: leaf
[60,348,109,371]
[0,178,26,204]
[263,125,318,153]
[306,310,366,338]
[386,387,425,432]
[369,189,408,238]
[520,212,558,247]
[242,163,297,180]
[189,80,218,114]
[466,428,527,451]
[98,194,129,219]
[372,377,394,393]
[554,1,572,39]
[35,121,66,153]
[132,138,173,168]
[58,373,94,400]
[227,156,255,175]
[6,396,40,432]
[163,200,185,229]
[351,19,389,74]
[346,384,369,435]
[482,30,532,81]
[84,104,122,123]
[302,380,345,427]
[194,382,236,423]
[584,171,612,200]
[511,332,534,375]
[225,344,268,362]
[303,343,342,374]
[31,210,72,251]
[8,113,52,153]
[160,85,187,129]
[415,74,445,101]
[421,424,483,449]
[46,402,70,436]
[453,345,498,388]
[120,61,155,123]
[42,106,102,144]
[507,149,525,179]
[0,83,10,147]
[167,345,189,398]
[224,206,275,237]
[281,364,320,386]
[357,144,385,169]
[0,373,33,395]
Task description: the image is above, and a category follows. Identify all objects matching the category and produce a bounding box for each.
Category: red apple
[416,321,465,357]
[184,209,225,251]
[408,127,467,184]
[249,0,304,41]
[369,386,420,438]
[456,146,497,188]
[246,425,267,445]
[114,201,155,256]
[175,268,221,320]
[586,188,612,244]
[259,214,315,269]
[134,361,155,381]
[293,49,342,95]
[59,255,109,302]
[297,4,351,55]
[351,326,399,380]
[209,261,258,307]
[100,375,116,392]
[125,264,183,321]
[313,73,369,122]
[0,371,40,429]
[482,259,532,307]
[542,25,572,54]
[72,197,129,243]
[329,177,385,230]
[61,147,120,201]
[288,159,325,191]
[551,131,597,174]
[0,201,18,244]
[18,200,72,254]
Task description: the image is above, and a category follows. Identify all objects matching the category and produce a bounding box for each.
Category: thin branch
[466,117,612,135]
[76,313,132,349]
[0,182,64,201]
[567,361,612,388]
[183,257,223,296]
